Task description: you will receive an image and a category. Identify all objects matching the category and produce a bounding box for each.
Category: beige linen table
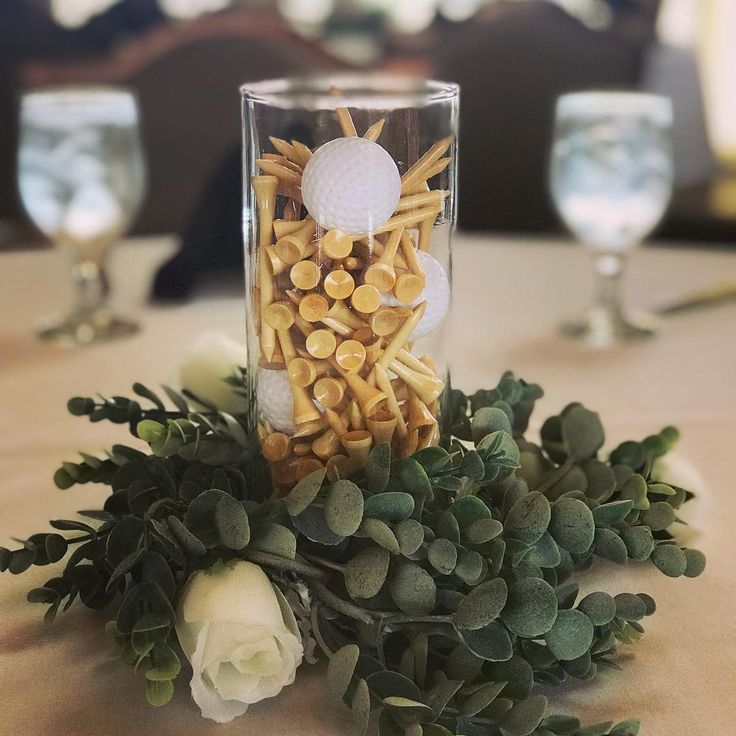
[0,234,734,736]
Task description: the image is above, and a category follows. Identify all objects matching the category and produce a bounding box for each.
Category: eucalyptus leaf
[505,492,551,545]
[345,546,390,599]
[453,578,508,630]
[327,644,360,699]
[285,468,327,517]
[364,492,414,523]
[544,609,594,661]
[389,561,436,615]
[501,577,558,638]
[325,480,365,537]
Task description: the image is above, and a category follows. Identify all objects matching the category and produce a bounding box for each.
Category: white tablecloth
[1,235,734,735]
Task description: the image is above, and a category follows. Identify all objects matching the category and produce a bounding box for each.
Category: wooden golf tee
[262,432,290,462]
[364,226,403,292]
[269,136,297,162]
[406,388,437,433]
[400,136,453,194]
[258,248,276,362]
[326,454,351,480]
[366,410,398,444]
[323,269,355,300]
[341,429,372,468]
[257,158,301,188]
[331,361,386,418]
[290,140,313,167]
[313,377,345,408]
[263,301,296,331]
[389,359,444,405]
[274,218,308,239]
[377,301,427,370]
[322,229,354,259]
[351,284,382,314]
[312,428,343,460]
[336,107,358,137]
[275,219,316,264]
[364,118,385,142]
[288,357,328,388]
[290,260,321,290]
[400,230,426,278]
[335,339,367,372]
[373,364,408,437]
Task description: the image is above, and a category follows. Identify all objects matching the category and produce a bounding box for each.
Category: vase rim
[241,74,458,110]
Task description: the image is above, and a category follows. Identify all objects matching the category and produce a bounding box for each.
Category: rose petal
[189,624,250,724]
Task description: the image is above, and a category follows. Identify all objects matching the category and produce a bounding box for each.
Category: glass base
[560,306,658,348]
[37,311,139,346]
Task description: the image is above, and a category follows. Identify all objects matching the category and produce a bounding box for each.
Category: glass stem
[71,258,109,318]
[592,252,626,317]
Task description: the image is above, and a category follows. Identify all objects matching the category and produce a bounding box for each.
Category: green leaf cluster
[1,371,706,735]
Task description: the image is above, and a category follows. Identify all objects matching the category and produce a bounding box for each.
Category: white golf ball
[301,137,401,235]
[257,368,295,434]
[382,250,451,338]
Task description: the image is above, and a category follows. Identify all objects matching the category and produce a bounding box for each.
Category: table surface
[1,235,735,736]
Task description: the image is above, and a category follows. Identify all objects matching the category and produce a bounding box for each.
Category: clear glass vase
[241,74,458,489]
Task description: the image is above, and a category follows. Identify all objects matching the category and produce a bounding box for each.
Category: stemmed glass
[550,91,673,347]
[18,86,146,345]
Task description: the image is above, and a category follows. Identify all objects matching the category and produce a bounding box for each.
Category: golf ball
[257,368,295,434]
[383,250,451,338]
[301,137,401,235]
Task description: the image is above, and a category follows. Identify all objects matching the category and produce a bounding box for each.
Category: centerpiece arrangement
[0,77,705,735]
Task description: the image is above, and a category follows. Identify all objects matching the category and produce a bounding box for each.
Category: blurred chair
[433,1,649,232]
[21,10,350,236]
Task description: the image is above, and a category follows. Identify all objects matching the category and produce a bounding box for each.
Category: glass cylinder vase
[241,75,458,489]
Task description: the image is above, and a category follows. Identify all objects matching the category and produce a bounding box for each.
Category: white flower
[180,332,248,414]
[176,560,303,723]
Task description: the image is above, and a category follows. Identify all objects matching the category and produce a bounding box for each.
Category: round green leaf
[214,495,250,550]
[366,670,421,702]
[577,592,616,626]
[640,502,676,532]
[459,681,507,717]
[389,561,436,615]
[683,548,706,578]
[472,406,512,444]
[561,406,604,461]
[327,644,360,699]
[620,526,654,561]
[485,656,534,700]
[325,480,364,537]
[460,621,513,661]
[145,678,174,707]
[465,518,504,545]
[293,505,344,546]
[651,544,687,577]
[44,534,68,563]
[364,492,414,523]
[454,578,508,630]
[428,538,457,576]
[549,498,595,554]
[501,578,558,638]
[344,546,390,599]
[451,496,492,528]
[593,528,627,564]
[365,443,391,493]
[505,492,551,545]
[501,694,548,736]
[395,519,424,556]
[351,678,371,736]
[544,609,594,661]
[614,593,647,621]
[455,549,484,585]
[285,468,327,516]
[619,474,650,510]
[360,518,400,554]
[383,697,435,722]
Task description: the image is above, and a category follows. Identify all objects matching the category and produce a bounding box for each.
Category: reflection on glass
[550,91,673,346]
[18,86,146,345]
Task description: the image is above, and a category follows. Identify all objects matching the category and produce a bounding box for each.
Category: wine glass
[18,86,146,345]
[550,91,673,347]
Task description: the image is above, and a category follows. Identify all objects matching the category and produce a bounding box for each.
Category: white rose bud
[176,560,303,723]
[180,332,248,414]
